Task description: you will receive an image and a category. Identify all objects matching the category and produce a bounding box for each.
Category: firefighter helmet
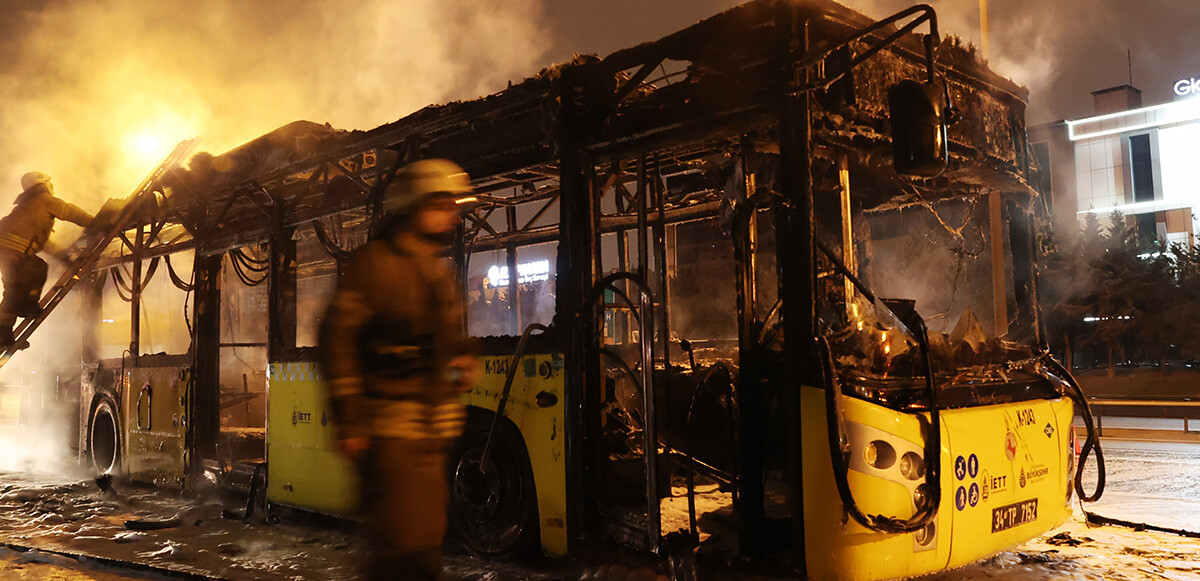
[384,159,472,214]
[20,171,52,192]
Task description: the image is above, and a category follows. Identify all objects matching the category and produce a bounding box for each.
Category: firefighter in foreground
[0,171,93,349]
[320,159,479,580]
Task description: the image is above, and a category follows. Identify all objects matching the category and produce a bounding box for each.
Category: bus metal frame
[70,1,1077,578]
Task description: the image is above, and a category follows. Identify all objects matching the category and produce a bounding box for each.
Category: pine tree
[1087,211,1139,376]
[1041,221,1088,369]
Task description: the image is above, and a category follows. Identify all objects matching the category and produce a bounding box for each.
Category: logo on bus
[1019,464,1049,488]
[1004,432,1018,461]
[292,406,313,426]
[982,469,1007,497]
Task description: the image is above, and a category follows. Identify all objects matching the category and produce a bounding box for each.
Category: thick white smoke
[0,0,549,208]
[0,0,549,472]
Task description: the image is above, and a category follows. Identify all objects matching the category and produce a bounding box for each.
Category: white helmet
[383,159,472,214]
[20,171,51,192]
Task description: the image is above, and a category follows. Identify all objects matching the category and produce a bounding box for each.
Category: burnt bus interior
[63,0,1077,570]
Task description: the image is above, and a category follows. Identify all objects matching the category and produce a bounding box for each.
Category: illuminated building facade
[1030,84,1200,248]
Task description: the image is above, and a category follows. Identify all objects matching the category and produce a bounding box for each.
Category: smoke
[0,289,88,475]
[0,0,549,210]
[0,0,549,473]
[841,0,1200,124]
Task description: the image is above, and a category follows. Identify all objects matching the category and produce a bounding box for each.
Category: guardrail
[1085,398,1200,437]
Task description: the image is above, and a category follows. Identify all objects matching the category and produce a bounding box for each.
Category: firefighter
[319,159,479,581]
[0,171,93,348]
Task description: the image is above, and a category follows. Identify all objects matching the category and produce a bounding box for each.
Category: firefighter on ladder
[0,171,93,349]
[320,159,479,580]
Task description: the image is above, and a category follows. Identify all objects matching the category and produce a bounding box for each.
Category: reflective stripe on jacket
[370,400,467,441]
[0,187,92,256]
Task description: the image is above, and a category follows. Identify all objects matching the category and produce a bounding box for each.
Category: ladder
[0,139,196,369]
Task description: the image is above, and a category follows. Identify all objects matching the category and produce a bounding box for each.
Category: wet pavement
[0,545,179,580]
[0,469,364,580]
[0,468,577,581]
[0,437,1196,580]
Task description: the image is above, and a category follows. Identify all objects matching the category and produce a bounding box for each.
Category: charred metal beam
[95,238,198,270]
[521,196,559,231]
[732,137,760,523]
[310,219,353,263]
[466,210,502,239]
[463,200,721,254]
[651,157,671,370]
[505,206,520,334]
[129,224,144,361]
[778,9,814,569]
[328,160,375,195]
[269,219,298,359]
[603,55,667,119]
[189,253,223,474]
[555,65,597,554]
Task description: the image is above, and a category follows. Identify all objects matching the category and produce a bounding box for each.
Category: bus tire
[88,396,121,475]
[449,409,539,559]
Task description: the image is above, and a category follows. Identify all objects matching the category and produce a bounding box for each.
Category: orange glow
[128,132,164,162]
[123,115,195,177]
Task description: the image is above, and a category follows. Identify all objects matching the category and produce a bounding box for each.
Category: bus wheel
[450,412,538,559]
[89,397,121,475]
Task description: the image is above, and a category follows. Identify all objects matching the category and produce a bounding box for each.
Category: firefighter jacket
[0,187,92,257]
[320,231,474,442]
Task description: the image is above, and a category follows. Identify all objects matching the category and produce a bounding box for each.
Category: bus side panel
[943,397,1073,568]
[801,385,951,581]
[462,353,567,557]
[266,362,360,516]
[123,366,188,487]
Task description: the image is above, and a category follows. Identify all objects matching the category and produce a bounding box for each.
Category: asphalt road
[1,417,1197,580]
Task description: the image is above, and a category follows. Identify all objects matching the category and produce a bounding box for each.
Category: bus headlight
[913,483,933,512]
[865,440,896,469]
[900,451,925,480]
[914,522,936,546]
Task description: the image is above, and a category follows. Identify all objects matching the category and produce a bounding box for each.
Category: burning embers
[830,294,1038,404]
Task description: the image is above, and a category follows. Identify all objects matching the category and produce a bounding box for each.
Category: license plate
[991,499,1038,533]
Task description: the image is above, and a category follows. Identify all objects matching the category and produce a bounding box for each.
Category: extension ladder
[0,140,196,369]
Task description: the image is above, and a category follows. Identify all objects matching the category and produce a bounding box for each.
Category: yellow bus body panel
[462,353,568,557]
[265,355,568,557]
[802,385,1073,581]
[266,362,360,516]
[123,366,189,488]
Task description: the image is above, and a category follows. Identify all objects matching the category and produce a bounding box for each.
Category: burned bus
[65,0,1101,579]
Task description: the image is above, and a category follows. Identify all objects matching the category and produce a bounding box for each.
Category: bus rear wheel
[450,411,539,559]
[89,397,120,474]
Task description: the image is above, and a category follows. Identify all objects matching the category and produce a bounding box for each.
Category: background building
[1031,83,1200,248]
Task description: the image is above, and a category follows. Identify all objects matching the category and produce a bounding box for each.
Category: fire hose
[815,241,942,534]
[1042,354,1105,503]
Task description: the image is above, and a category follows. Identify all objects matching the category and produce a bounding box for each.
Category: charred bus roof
[120,0,1033,258]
